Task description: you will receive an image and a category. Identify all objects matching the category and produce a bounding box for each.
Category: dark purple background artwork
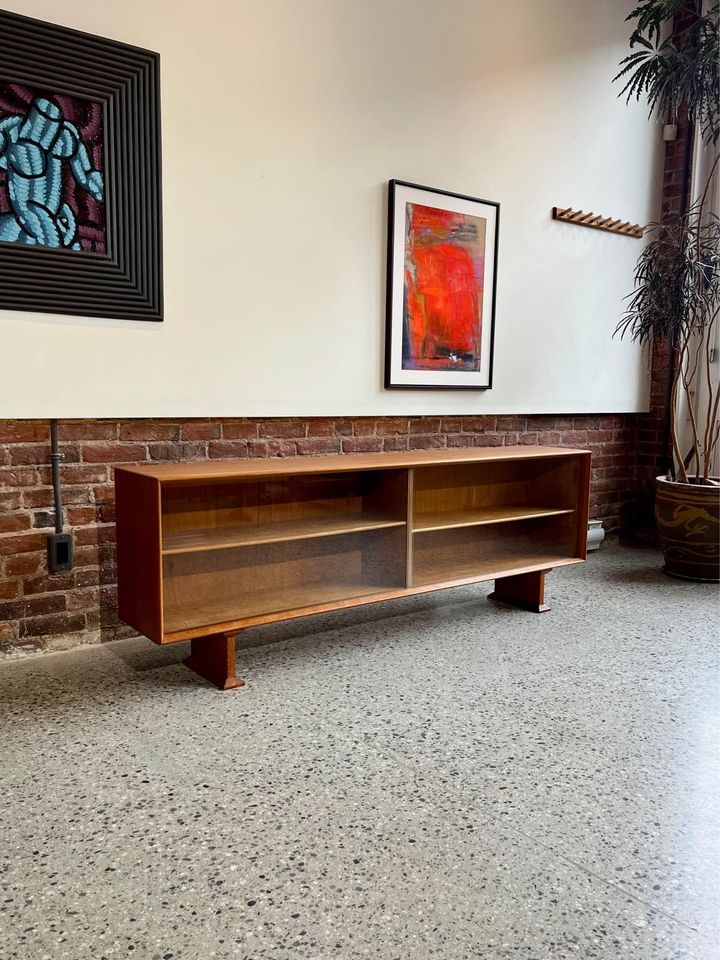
[0,82,105,252]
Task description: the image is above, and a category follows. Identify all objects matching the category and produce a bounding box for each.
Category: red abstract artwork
[402,202,487,372]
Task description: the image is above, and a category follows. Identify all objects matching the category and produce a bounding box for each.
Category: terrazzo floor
[1,543,719,960]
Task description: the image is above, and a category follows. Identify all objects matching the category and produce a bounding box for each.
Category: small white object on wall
[587,520,606,553]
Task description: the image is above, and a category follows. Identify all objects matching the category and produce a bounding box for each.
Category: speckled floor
[1,543,719,960]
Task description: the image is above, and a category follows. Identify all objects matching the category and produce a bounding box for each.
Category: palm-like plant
[614,0,720,483]
[616,0,719,144]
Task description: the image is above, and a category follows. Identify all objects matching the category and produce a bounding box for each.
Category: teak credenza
[115,447,591,690]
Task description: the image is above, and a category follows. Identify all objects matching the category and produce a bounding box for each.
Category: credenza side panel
[575,452,592,558]
[115,469,164,644]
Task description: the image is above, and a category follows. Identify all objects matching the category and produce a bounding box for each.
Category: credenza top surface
[115,445,590,483]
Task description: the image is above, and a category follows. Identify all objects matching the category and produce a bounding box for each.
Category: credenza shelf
[162,514,407,554]
[164,579,395,636]
[115,446,591,690]
[413,505,574,533]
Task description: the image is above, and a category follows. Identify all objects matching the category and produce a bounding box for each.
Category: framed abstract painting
[0,9,162,320]
[385,180,499,389]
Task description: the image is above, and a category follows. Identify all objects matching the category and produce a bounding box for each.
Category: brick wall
[0,414,639,655]
[635,9,698,519]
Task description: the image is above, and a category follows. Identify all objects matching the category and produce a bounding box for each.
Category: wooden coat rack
[552,206,644,238]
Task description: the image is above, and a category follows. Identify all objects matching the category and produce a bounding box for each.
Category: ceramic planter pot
[655,475,720,582]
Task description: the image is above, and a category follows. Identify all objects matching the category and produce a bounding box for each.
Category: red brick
[20,488,54,510]
[575,417,601,430]
[306,419,335,437]
[99,504,116,523]
[518,432,539,445]
[0,580,19,600]
[100,584,118,607]
[473,434,504,447]
[83,443,146,463]
[61,464,109,484]
[181,422,220,441]
[148,442,206,461]
[409,435,446,450]
[31,512,56,532]
[296,438,341,456]
[9,444,79,466]
[66,589,100,612]
[586,429,614,443]
[20,612,86,638]
[99,542,116,564]
[73,546,100,568]
[208,440,249,459]
[333,421,353,435]
[93,485,116,503]
[0,532,46,556]
[341,437,383,454]
[25,594,66,617]
[222,422,259,440]
[409,418,441,435]
[67,507,98,525]
[495,416,526,431]
[462,417,496,432]
[118,422,180,441]
[23,573,74,595]
[558,431,588,446]
[266,440,298,458]
[0,514,30,534]
[74,568,99,588]
[440,417,462,433]
[99,563,117,586]
[60,422,117,441]
[4,554,42,577]
[247,440,269,458]
[353,420,376,436]
[376,419,409,436]
[382,436,409,451]
[30,481,91,506]
[0,491,22,512]
[526,416,557,430]
[0,422,49,443]
[0,601,22,621]
[446,434,474,448]
[0,622,19,643]
[257,421,306,439]
[75,525,116,547]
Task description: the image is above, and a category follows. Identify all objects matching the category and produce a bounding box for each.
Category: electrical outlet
[47,532,74,573]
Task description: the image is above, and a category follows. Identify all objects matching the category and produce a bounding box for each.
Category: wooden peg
[552,205,643,238]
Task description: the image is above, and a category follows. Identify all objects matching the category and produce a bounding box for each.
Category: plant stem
[670,335,689,482]
[702,309,718,479]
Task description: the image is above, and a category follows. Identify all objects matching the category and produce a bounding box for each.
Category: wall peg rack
[552,207,644,238]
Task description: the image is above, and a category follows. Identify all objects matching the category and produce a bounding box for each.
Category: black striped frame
[0,9,162,321]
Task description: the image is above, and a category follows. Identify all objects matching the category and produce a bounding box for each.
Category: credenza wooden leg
[183,633,246,690]
[488,570,551,613]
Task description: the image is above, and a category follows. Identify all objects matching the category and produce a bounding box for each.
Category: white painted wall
[0,0,660,418]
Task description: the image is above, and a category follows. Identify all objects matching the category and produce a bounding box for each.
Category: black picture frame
[385,179,499,390]
[0,8,163,321]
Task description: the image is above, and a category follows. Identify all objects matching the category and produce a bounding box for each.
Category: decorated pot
[655,476,720,582]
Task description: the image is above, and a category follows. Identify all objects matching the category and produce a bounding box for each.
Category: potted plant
[615,0,719,581]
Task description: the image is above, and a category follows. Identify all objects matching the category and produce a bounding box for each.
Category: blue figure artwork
[0,95,104,251]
